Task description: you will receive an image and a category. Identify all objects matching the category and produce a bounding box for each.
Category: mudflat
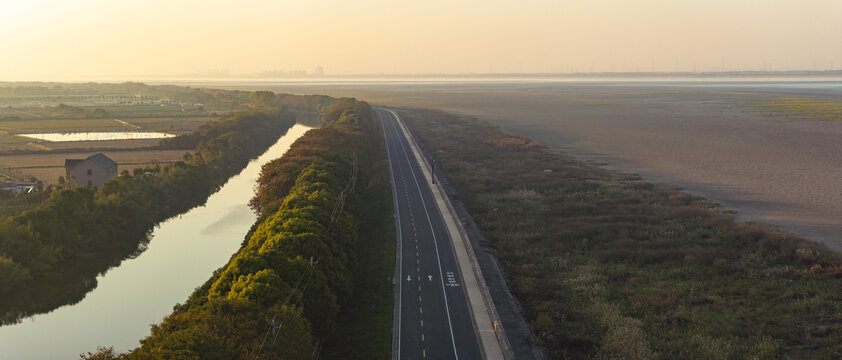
[242,80,842,249]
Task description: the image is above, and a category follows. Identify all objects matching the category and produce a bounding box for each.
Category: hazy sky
[1,0,840,80]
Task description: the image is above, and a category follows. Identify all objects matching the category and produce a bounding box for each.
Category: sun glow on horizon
[1,0,840,81]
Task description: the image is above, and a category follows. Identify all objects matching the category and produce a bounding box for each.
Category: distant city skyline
[1,0,840,81]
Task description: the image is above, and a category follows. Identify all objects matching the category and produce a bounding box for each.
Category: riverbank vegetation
[400,108,842,359]
[87,99,393,359]
[0,106,296,323]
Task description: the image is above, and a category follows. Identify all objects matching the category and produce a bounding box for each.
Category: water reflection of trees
[0,231,151,325]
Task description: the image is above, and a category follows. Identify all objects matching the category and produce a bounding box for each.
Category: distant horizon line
[1,69,840,84]
[200,69,842,78]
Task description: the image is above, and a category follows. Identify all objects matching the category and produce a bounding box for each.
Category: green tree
[79,346,124,360]
[130,299,314,360]
[0,255,31,287]
[253,91,277,108]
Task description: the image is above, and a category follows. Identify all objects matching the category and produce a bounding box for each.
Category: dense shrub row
[401,108,842,359]
[250,98,373,217]
[0,108,295,323]
[104,99,390,359]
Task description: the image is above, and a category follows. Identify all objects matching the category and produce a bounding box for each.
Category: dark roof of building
[65,159,83,168]
[65,153,117,169]
[88,153,117,169]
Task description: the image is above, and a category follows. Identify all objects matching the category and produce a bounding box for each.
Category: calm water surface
[0,124,312,359]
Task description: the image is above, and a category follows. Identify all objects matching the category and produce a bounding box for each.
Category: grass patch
[400,108,842,359]
[0,131,31,151]
[756,97,842,121]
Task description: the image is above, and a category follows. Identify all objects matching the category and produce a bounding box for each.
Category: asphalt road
[379,108,482,360]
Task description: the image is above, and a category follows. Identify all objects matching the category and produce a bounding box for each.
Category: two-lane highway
[380,108,482,360]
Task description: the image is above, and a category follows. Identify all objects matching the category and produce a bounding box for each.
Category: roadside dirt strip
[389,109,513,359]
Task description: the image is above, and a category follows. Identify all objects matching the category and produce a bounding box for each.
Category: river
[0,124,312,359]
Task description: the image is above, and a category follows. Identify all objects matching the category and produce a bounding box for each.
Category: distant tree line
[47,103,111,119]
[0,82,337,115]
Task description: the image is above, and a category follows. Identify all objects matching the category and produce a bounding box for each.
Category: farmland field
[116,117,216,133]
[0,118,119,133]
[0,113,212,183]
[0,149,189,185]
[0,116,212,135]
[0,132,33,152]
